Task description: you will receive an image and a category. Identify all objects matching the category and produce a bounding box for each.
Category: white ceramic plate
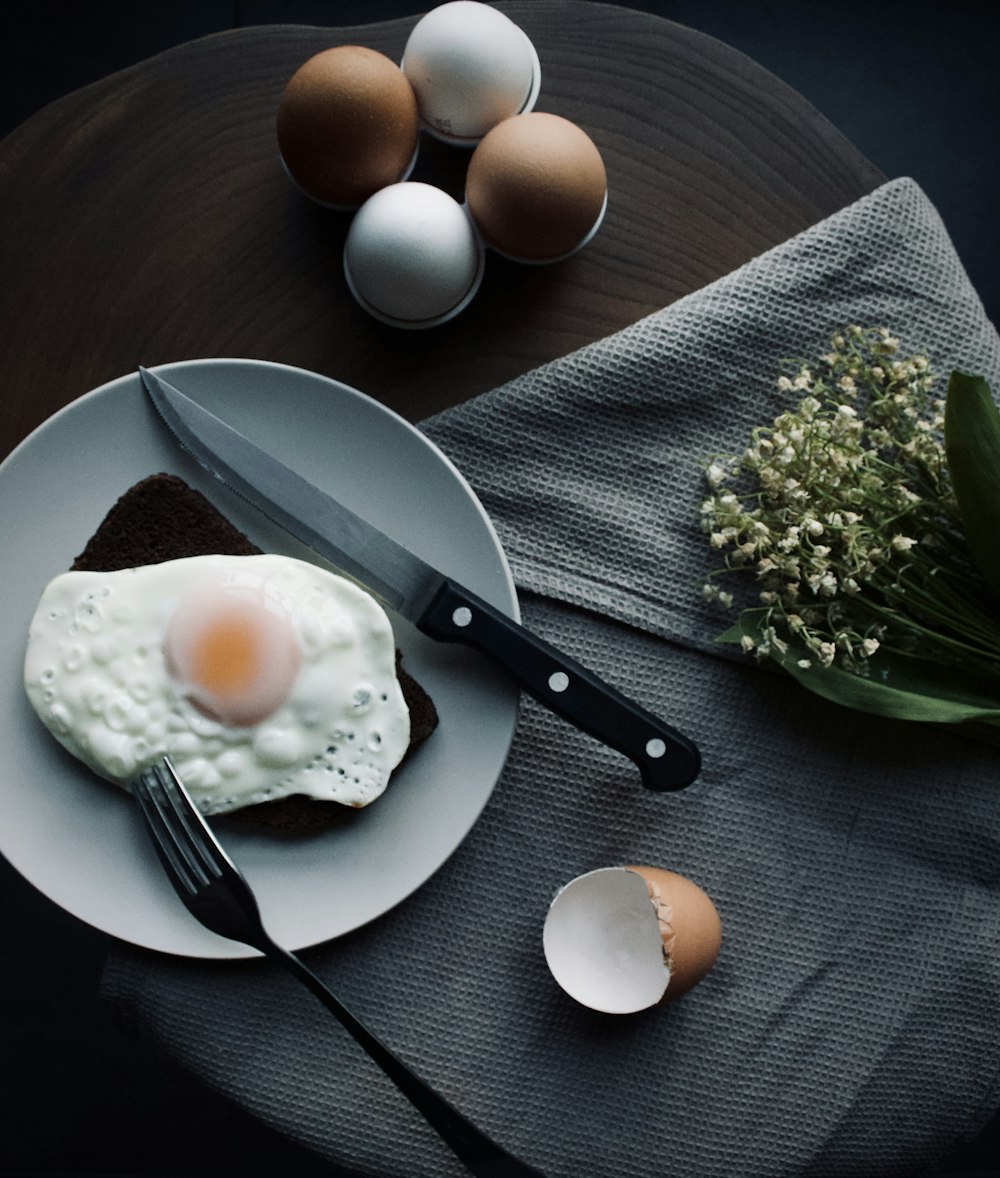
[0,360,520,959]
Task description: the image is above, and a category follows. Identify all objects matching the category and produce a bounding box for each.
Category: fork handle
[269,944,546,1177]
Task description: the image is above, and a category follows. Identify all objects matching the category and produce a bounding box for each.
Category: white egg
[401,0,541,144]
[344,181,484,327]
[23,554,411,815]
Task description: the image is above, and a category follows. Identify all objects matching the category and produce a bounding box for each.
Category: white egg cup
[343,236,486,330]
[478,188,609,266]
[277,140,421,213]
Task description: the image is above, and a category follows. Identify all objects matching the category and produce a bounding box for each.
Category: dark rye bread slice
[71,473,438,833]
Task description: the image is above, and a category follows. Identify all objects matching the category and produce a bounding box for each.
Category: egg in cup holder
[343,182,486,330]
[276,45,421,210]
[401,0,542,146]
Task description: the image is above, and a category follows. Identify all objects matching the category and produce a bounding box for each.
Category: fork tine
[155,758,224,880]
[134,759,218,894]
[134,772,202,895]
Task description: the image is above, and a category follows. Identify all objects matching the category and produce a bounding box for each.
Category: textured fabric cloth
[102,178,1000,1178]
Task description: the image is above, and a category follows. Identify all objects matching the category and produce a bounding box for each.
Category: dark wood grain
[0,0,884,456]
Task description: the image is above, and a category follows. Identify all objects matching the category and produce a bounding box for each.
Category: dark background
[1,3,998,1177]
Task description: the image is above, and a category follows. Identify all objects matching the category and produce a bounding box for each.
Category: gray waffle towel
[103,178,1000,1178]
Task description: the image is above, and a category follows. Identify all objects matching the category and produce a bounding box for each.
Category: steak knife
[139,367,700,790]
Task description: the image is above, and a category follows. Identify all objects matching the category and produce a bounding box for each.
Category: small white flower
[862,637,881,656]
[718,591,734,607]
[706,462,728,488]
[709,532,729,549]
[740,635,756,653]
[891,534,917,552]
[806,519,825,537]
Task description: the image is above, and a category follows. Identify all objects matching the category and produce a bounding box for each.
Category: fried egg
[23,554,411,814]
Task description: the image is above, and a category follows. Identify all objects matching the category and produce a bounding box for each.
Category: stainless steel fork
[132,757,545,1178]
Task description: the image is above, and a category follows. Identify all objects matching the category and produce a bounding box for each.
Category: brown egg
[627,866,723,1001]
[276,46,420,209]
[466,112,607,261]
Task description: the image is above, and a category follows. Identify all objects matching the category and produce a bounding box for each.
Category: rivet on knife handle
[419,581,701,790]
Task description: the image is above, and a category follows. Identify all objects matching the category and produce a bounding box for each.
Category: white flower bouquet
[701,326,1000,730]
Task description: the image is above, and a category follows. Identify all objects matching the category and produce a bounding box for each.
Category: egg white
[23,554,411,814]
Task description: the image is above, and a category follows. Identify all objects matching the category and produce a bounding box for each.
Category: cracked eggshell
[401,1,541,145]
[542,865,722,1014]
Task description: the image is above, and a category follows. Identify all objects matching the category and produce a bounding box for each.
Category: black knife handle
[417,580,700,791]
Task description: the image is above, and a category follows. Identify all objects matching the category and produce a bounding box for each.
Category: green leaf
[944,370,1000,601]
[719,609,1000,726]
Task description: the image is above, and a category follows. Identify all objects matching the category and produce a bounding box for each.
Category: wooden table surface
[0,0,883,463]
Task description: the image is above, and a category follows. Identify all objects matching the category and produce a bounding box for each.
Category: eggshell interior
[402,0,541,144]
[543,867,670,1014]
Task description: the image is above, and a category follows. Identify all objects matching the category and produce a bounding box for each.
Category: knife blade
[139,366,700,790]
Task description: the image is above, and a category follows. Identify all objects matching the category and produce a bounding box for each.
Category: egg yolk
[164,586,301,728]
